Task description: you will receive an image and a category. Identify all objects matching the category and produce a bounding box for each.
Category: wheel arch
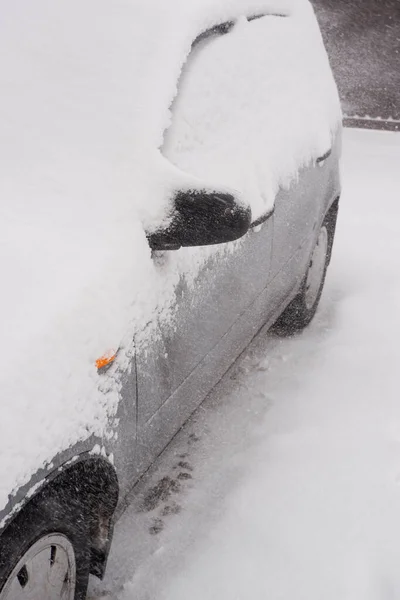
[0,454,119,580]
[46,455,119,579]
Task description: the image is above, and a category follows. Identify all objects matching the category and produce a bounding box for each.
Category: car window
[161,17,269,214]
[247,12,288,21]
[191,21,234,48]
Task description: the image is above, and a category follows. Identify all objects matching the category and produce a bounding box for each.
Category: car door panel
[135,219,273,474]
[136,216,273,425]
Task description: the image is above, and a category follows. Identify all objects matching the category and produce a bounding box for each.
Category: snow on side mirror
[147,190,251,251]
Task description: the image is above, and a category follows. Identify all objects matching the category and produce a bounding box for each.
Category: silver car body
[0,0,341,579]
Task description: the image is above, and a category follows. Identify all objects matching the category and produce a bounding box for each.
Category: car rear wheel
[273,203,338,335]
[0,491,90,600]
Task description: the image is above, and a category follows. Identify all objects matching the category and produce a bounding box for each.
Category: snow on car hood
[0,0,340,514]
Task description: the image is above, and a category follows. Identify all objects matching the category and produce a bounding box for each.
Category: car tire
[273,202,338,336]
[0,488,91,600]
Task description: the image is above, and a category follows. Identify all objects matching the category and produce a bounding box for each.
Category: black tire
[0,487,91,599]
[273,201,339,336]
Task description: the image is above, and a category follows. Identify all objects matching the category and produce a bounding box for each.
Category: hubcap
[305,226,328,310]
[1,534,76,600]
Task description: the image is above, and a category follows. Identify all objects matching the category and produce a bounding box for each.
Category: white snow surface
[0,0,340,512]
[89,129,400,600]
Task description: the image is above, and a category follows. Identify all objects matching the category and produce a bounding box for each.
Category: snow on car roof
[0,0,340,517]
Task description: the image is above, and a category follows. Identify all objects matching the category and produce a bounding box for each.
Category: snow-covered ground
[89,127,400,600]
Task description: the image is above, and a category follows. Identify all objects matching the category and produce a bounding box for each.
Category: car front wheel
[0,491,90,600]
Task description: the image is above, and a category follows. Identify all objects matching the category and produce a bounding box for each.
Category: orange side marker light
[96,352,117,370]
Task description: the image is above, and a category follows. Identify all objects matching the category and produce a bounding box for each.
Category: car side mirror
[147,190,252,251]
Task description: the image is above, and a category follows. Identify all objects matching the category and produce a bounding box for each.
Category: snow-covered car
[0,0,341,597]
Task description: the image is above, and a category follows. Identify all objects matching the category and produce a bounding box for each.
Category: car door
[134,20,275,473]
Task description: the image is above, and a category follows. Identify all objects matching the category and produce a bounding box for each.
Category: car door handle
[316,148,332,166]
